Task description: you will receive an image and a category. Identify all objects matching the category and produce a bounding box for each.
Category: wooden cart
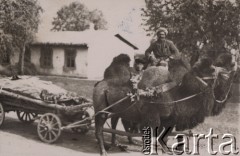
[0,89,93,143]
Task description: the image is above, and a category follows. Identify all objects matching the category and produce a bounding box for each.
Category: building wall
[87,38,135,80]
[30,35,135,79]
[30,46,88,77]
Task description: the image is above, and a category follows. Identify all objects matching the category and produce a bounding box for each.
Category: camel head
[181,57,216,94]
[110,53,131,67]
[103,54,132,86]
[215,53,236,71]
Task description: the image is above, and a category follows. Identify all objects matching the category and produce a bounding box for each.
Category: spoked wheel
[16,111,38,124]
[72,111,91,135]
[0,102,5,128]
[37,113,62,143]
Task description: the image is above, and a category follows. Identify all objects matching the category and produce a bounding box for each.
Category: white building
[30,30,138,79]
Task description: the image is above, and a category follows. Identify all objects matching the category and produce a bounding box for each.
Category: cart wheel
[37,113,62,143]
[72,111,91,135]
[16,111,38,124]
[0,102,5,128]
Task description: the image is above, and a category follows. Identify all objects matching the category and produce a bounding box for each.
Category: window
[64,48,76,69]
[40,46,53,68]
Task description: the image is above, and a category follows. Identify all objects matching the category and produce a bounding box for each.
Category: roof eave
[30,43,88,48]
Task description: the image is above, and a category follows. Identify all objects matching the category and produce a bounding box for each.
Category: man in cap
[133,57,145,74]
[145,27,180,67]
[130,56,146,89]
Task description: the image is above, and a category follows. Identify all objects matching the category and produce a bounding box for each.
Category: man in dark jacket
[133,57,145,74]
[145,27,180,67]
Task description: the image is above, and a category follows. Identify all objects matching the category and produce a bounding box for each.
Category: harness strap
[94,91,136,118]
[144,92,202,105]
[94,93,131,117]
[201,76,216,80]
[195,76,208,86]
[108,101,138,118]
[212,72,235,104]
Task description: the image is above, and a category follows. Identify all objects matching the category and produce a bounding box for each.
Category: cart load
[0,76,90,104]
[0,76,93,143]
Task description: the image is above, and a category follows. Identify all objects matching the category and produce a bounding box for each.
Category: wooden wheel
[72,111,91,134]
[37,113,62,143]
[0,102,5,128]
[16,111,38,123]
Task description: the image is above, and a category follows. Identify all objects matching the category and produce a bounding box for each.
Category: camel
[93,53,219,156]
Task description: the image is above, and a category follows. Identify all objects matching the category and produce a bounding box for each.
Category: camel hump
[103,54,132,86]
[138,66,171,89]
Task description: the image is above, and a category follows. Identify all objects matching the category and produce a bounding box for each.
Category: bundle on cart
[0,76,93,143]
[0,76,90,104]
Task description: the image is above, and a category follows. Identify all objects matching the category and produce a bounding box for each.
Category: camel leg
[95,114,108,156]
[153,121,173,154]
[176,136,184,151]
[122,119,134,144]
[111,116,119,145]
[173,128,190,154]
[159,119,175,146]
[110,118,128,151]
[160,126,174,154]
[127,126,134,144]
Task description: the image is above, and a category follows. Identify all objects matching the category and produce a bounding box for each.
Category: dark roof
[31,31,138,50]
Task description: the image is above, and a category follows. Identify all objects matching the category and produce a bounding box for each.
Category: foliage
[142,0,240,58]
[52,2,107,31]
[0,0,42,72]
[0,62,37,76]
[0,32,14,61]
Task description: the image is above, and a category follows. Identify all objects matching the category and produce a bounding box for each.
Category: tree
[0,0,43,74]
[142,0,240,58]
[52,2,107,31]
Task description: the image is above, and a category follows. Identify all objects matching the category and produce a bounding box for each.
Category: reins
[138,74,216,105]
[211,52,239,103]
[94,91,137,118]
[144,92,203,105]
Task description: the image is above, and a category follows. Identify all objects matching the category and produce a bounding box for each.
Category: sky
[38,0,147,35]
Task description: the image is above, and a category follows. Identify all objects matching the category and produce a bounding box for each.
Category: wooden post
[88,126,142,137]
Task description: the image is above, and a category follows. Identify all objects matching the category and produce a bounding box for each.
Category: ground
[0,76,239,156]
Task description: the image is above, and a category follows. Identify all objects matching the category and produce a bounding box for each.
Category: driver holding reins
[145,27,180,67]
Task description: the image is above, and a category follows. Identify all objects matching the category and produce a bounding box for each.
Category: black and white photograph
[0,0,239,156]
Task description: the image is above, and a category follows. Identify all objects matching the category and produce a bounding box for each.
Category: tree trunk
[19,43,26,75]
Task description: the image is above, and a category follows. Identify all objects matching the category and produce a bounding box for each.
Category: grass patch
[38,76,98,99]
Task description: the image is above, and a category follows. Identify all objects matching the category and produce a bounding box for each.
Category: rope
[138,74,213,105]
[107,101,138,118]
[143,92,203,105]
[211,49,239,103]
[212,71,235,104]
[93,93,135,118]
